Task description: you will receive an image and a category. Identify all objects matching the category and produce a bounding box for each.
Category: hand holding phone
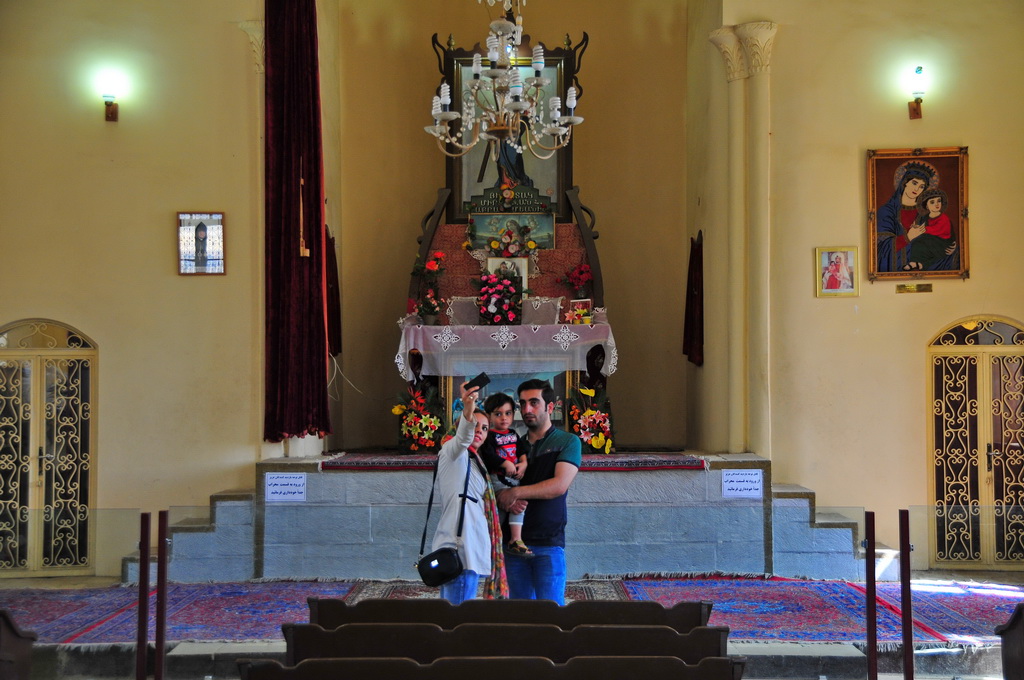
[465,371,490,390]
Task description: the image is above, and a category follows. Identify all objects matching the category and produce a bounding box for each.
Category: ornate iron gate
[930,317,1024,568]
[0,320,96,575]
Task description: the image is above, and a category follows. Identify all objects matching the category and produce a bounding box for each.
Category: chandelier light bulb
[486,35,500,65]
[472,53,483,77]
[566,86,577,113]
[439,82,451,109]
[431,96,442,119]
[532,45,544,75]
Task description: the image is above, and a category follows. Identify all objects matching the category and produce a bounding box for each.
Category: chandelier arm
[521,133,559,160]
[522,127,571,157]
[434,136,480,158]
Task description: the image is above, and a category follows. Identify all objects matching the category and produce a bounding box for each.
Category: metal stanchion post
[865,511,878,680]
[155,510,169,680]
[899,509,914,680]
[136,513,151,680]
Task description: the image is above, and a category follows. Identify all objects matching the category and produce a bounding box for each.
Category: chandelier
[425,0,582,161]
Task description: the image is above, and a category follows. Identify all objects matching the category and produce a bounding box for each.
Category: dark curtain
[264,0,331,442]
[683,231,704,366]
[325,226,342,356]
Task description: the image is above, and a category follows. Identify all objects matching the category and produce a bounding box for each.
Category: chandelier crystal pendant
[424,2,582,161]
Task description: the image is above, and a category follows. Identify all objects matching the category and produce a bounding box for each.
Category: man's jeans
[505,545,566,604]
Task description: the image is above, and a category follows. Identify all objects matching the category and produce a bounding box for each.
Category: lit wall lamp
[94,68,129,123]
[908,65,925,119]
[103,93,118,122]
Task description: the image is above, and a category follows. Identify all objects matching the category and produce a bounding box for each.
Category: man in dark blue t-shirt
[497,379,582,604]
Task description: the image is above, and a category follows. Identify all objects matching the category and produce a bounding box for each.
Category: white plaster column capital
[735,21,778,75]
[709,26,749,82]
[239,20,265,74]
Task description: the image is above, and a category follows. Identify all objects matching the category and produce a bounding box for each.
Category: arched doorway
[929,316,1024,569]
[0,319,97,576]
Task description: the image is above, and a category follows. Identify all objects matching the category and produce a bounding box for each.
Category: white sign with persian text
[265,473,307,502]
[722,469,763,499]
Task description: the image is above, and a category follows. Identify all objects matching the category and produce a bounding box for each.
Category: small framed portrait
[867,147,968,280]
[486,256,529,284]
[178,212,225,275]
[815,247,858,297]
[565,298,593,323]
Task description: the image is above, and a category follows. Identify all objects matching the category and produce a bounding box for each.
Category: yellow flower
[579,387,596,397]
[391,404,407,415]
[604,438,613,454]
[527,240,537,249]
[582,408,597,418]
[462,240,472,250]
[591,433,606,449]
[490,240,500,249]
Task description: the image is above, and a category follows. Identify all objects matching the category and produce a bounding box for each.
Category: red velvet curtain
[263,0,331,442]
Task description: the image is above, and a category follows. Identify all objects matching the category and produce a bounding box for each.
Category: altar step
[123,456,897,583]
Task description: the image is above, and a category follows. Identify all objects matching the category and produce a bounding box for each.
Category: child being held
[905,188,954,271]
[476,392,532,556]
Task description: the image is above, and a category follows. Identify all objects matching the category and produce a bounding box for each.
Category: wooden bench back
[239,655,741,680]
[284,621,730,666]
[307,597,712,632]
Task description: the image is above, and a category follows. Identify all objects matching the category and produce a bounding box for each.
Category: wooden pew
[307,597,712,632]
[239,655,741,680]
[0,610,37,680]
[283,621,730,666]
[995,602,1024,680]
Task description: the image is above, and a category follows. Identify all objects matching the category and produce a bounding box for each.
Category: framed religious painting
[867,147,969,280]
[428,31,589,223]
[177,212,225,275]
[814,247,859,297]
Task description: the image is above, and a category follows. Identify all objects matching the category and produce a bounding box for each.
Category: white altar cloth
[395,320,618,381]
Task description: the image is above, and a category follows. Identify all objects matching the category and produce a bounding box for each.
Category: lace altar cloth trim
[396,322,617,381]
[320,452,707,472]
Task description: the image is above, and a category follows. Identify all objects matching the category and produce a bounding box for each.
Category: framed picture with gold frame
[867,147,968,280]
[440,371,574,432]
[815,247,858,297]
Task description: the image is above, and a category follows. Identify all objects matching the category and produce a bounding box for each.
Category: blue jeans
[505,545,566,604]
[440,570,480,605]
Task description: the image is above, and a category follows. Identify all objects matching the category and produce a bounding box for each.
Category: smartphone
[465,372,490,390]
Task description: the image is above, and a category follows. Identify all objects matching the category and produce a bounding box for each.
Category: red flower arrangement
[559,263,593,296]
[477,271,522,325]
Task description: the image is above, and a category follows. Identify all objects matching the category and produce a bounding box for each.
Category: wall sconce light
[908,65,925,119]
[103,94,119,122]
[93,67,129,123]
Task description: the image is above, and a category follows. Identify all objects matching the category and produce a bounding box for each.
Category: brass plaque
[896,283,933,294]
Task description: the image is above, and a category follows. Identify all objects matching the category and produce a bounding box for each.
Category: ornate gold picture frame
[867,147,968,280]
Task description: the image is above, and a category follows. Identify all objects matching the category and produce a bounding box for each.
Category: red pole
[136,513,151,680]
[865,511,878,680]
[899,509,914,680]
[155,510,169,680]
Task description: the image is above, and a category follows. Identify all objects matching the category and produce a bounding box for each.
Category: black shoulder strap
[418,447,473,559]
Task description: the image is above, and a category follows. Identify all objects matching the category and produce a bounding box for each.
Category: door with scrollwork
[930,317,1024,569]
[0,320,96,576]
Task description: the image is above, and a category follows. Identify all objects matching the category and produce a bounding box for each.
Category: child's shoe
[506,539,533,556]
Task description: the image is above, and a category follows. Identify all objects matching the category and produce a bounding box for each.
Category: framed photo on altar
[867,147,968,280]
[814,247,858,297]
[178,212,225,275]
[470,212,556,251]
[486,257,529,287]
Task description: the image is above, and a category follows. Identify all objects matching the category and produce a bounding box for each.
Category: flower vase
[421,314,438,326]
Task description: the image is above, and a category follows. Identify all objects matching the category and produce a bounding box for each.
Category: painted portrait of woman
[868,148,968,280]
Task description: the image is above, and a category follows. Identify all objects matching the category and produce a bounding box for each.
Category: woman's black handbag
[415,451,472,587]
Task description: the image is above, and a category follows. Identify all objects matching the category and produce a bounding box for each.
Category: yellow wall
[0,0,268,511]
[693,0,1024,542]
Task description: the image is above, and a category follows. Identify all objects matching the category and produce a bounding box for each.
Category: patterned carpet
[1,577,1019,646]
